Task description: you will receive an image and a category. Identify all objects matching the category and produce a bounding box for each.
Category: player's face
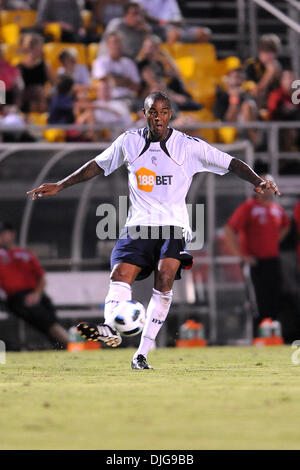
[144,99,172,141]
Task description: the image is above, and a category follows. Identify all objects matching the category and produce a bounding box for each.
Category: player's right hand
[27,183,61,200]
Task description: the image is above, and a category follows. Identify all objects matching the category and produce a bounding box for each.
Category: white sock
[135,288,173,359]
[104,281,132,327]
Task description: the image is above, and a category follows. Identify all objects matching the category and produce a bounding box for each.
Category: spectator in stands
[136,34,202,111]
[0,105,35,143]
[89,0,129,29]
[244,34,282,110]
[0,221,69,348]
[267,70,300,152]
[57,48,91,87]
[213,62,260,147]
[136,0,211,43]
[100,2,151,60]
[92,32,140,105]
[48,75,76,125]
[36,0,85,43]
[49,74,102,142]
[224,174,290,337]
[0,47,24,107]
[76,78,133,140]
[18,32,54,113]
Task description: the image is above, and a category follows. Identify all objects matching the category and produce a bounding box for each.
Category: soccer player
[27,91,280,369]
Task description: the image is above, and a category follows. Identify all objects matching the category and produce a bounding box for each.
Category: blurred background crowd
[0,0,298,152]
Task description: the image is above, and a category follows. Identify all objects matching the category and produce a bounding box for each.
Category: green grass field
[0,346,300,450]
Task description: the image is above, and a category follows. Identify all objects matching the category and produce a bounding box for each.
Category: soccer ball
[113,300,146,337]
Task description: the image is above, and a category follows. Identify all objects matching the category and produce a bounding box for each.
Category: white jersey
[94,127,233,240]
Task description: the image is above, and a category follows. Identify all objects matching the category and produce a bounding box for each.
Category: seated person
[244,34,282,109]
[0,105,35,143]
[89,0,128,29]
[18,32,54,113]
[92,32,140,105]
[75,78,133,140]
[36,0,85,43]
[48,74,75,125]
[136,0,211,43]
[57,48,91,87]
[137,34,202,111]
[0,47,24,107]
[267,70,300,152]
[214,65,260,147]
[49,74,97,142]
[100,2,151,60]
[0,221,68,349]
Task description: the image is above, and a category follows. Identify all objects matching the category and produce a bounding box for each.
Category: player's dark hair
[144,91,172,110]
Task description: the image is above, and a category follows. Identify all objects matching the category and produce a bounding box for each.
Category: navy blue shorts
[111,226,193,281]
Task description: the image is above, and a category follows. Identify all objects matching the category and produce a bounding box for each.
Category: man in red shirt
[224,175,290,335]
[0,222,68,348]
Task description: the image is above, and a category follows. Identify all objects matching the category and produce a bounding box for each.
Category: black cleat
[77,322,100,341]
[77,322,122,347]
[131,354,153,370]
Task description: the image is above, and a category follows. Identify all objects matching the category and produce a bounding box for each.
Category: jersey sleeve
[94,133,126,176]
[187,137,233,177]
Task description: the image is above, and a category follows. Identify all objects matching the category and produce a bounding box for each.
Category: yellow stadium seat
[0,23,20,45]
[217,126,237,144]
[161,42,218,108]
[87,43,99,67]
[29,112,48,126]
[161,42,216,65]
[0,10,37,28]
[43,129,66,142]
[1,43,25,65]
[174,56,196,80]
[43,42,87,71]
[186,76,217,109]
[44,23,62,42]
[179,109,217,143]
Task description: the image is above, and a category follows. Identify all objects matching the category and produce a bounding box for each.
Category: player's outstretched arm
[228,158,280,196]
[27,160,102,200]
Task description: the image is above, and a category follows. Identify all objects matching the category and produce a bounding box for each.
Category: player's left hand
[254,179,280,196]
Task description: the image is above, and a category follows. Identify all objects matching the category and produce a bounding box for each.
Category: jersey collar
[138,127,173,158]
